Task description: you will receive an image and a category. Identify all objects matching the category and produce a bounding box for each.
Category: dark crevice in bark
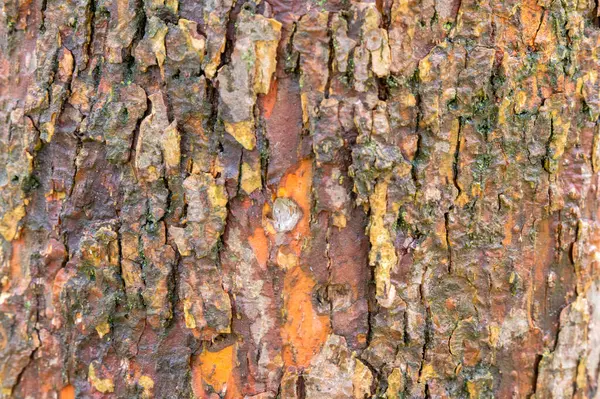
[417,302,433,385]
[543,117,555,174]
[257,115,269,189]
[444,211,453,274]
[236,149,244,197]
[531,9,546,48]
[83,0,97,72]
[155,7,179,25]
[39,0,48,32]
[403,308,410,345]
[410,73,423,191]
[376,77,389,101]
[324,13,335,99]
[216,0,245,72]
[284,22,299,74]
[296,373,306,399]
[452,117,463,199]
[530,353,543,395]
[205,80,221,158]
[417,264,432,387]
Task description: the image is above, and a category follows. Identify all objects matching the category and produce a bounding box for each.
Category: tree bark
[1,0,600,397]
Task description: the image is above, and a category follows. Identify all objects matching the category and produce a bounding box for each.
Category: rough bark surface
[1,0,600,396]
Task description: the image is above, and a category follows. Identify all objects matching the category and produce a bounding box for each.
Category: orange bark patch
[274,161,329,368]
[281,265,330,368]
[8,237,27,293]
[520,0,544,46]
[248,227,269,269]
[192,344,240,399]
[502,213,514,247]
[276,159,313,255]
[261,78,278,119]
[59,385,75,399]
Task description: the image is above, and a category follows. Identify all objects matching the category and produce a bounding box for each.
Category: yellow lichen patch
[440,118,461,185]
[594,127,600,173]
[138,375,154,398]
[545,114,570,169]
[418,363,436,383]
[497,97,511,125]
[203,12,227,79]
[300,91,309,125]
[146,0,175,13]
[165,0,177,12]
[152,26,168,66]
[488,324,500,349]
[162,121,181,174]
[576,357,587,391]
[418,56,433,83]
[513,90,528,114]
[254,18,282,94]
[353,359,373,398]
[88,363,114,393]
[248,227,269,269]
[178,19,204,58]
[368,30,391,78]
[207,179,228,218]
[455,192,470,208]
[332,212,347,229]
[57,47,74,82]
[224,120,256,150]
[276,247,298,270]
[360,5,390,78]
[466,380,477,398]
[281,265,331,368]
[45,189,66,201]
[183,298,197,329]
[95,321,110,338]
[241,161,262,194]
[41,113,57,142]
[192,344,240,398]
[368,181,397,307]
[385,368,404,398]
[471,182,482,198]
[0,205,25,241]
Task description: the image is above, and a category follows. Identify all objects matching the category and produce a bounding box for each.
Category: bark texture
[1,0,600,396]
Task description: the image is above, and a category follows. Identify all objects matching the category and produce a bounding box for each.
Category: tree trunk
[1,0,600,396]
